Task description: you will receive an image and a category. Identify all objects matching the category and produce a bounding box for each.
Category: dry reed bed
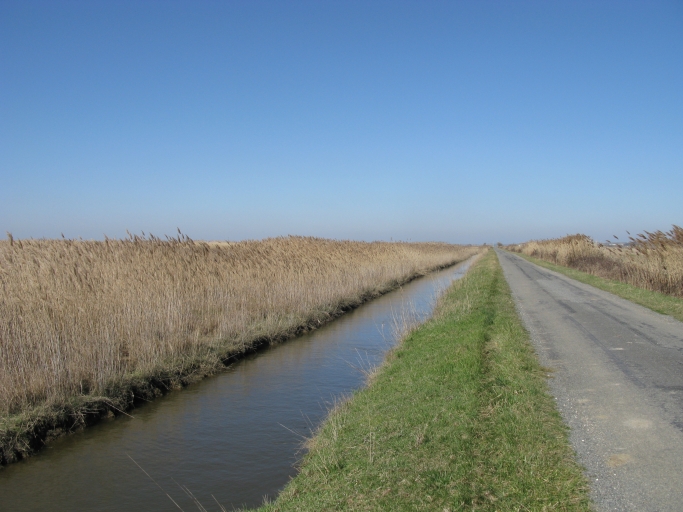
[0,234,478,463]
[507,225,683,297]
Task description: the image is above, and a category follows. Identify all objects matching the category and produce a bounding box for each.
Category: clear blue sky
[2,1,681,244]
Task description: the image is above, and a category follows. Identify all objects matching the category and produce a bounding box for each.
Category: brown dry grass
[0,234,478,427]
[507,225,683,297]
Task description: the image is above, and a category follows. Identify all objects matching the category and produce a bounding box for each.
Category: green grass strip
[256,250,590,511]
[514,253,683,323]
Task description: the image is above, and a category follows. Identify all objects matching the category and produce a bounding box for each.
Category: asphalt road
[496,250,683,511]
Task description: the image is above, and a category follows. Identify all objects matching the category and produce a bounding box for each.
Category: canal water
[0,258,475,511]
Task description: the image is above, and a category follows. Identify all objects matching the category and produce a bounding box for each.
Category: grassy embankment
[256,249,590,511]
[506,226,683,321]
[0,235,479,465]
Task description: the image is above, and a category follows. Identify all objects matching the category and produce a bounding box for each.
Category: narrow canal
[0,257,475,511]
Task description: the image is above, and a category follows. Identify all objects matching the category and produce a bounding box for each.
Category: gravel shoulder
[496,249,683,511]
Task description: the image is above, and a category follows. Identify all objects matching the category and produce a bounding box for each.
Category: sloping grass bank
[515,253,683,323]
[256,250,590,511]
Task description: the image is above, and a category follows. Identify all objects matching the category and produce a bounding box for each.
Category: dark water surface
[0,259,474,511]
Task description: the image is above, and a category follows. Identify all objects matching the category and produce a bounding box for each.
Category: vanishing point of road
[496,249,683,512]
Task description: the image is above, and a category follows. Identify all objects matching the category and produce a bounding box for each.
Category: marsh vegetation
[0,234,478,463]
[507,225,683,298]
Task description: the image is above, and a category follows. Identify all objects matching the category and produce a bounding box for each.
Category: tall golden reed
[0,235,478,419]
[508,225,683,297]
